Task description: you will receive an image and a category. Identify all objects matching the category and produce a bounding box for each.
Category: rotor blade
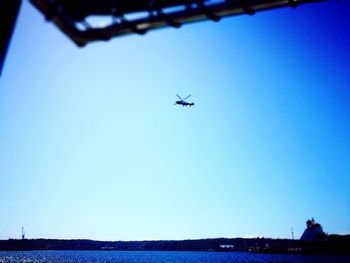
[183,95,191,101]
[176,94,182,100]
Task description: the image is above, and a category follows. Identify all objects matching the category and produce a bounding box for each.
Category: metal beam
[30,0,327,47]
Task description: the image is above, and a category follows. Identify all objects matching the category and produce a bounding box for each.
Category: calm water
[0,251,349,263]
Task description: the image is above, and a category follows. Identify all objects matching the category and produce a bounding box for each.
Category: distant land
[1,235,349,255]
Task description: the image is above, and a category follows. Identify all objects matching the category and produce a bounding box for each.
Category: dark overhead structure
[0,0,22,75]
[0,0,327,76]
[30,0,327,47]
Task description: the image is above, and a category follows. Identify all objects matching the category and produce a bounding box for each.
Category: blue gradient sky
[1,1,349,241]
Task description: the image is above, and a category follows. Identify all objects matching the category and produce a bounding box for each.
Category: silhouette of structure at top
[0,0,22,75]
[0,0,328,75]
[30,0,327,47]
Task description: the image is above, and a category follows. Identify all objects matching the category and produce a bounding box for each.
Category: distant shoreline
[1,235,349,255]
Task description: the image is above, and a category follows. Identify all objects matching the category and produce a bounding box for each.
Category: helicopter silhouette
[174,94,195,107]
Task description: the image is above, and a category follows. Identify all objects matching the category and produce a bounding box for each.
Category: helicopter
[174,94,195,107]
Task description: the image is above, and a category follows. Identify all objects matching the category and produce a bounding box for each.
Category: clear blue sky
[1,1,349,241]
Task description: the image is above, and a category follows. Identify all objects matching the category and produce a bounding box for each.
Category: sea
[0,251,350,263]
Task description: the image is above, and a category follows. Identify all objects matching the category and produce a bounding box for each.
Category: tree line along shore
[1,235,349,255]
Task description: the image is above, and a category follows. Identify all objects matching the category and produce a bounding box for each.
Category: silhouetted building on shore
[300,218,326,241]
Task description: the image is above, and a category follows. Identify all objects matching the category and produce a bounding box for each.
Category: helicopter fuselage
[176,100,194,107]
